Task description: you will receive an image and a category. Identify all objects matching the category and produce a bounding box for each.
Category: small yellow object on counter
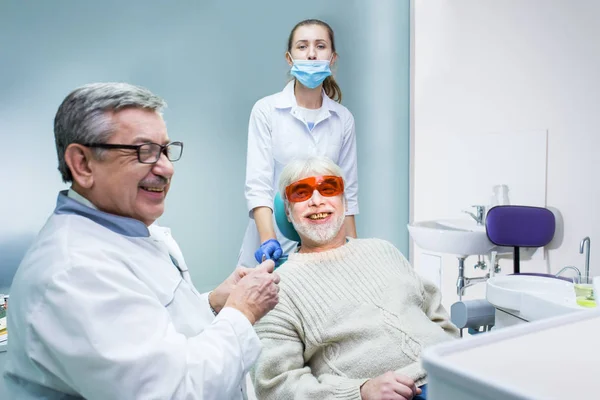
[0,316,7,342]
[576,296,596,308]
[574,283,593,298]
[574,283,596,308]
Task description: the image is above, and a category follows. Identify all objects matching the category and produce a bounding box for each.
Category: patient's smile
[308,212,331,220]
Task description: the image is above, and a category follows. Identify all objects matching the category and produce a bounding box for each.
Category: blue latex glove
[254,239,283,263]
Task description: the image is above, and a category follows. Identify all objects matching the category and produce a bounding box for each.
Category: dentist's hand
[209,265,254,314]
[360,372,421,400]
[225,259,280,324]
[254,238,283,263]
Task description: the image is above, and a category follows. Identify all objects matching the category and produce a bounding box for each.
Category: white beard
[289,210,346,245]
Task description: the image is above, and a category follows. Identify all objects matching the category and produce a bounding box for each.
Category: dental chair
[274,192,300,243]
[272,192,300,268]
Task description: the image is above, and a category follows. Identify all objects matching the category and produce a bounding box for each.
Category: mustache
[139,175,169,187]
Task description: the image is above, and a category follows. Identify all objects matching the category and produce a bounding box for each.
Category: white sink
[408,219,496,256]
[486,275,591,321]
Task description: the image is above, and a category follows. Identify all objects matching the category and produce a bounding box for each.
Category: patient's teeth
[308,212,330,220]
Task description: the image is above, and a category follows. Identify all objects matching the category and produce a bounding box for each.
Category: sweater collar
[288,237,354,262]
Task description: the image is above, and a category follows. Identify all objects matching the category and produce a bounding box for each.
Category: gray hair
[54,82,167,182]
[278,156,345,201]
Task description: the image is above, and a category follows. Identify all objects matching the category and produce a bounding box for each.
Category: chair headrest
[485,205,555,247]
[274,192,301,242]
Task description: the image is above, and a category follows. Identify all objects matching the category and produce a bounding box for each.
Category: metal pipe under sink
[456,256,490,301]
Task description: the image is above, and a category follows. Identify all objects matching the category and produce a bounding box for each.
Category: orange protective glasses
[285,175,344,203]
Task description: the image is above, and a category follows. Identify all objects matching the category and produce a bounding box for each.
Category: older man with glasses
[250,156,460,400]
[4,82,280,400]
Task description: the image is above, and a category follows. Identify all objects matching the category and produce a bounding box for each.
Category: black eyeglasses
[83,141,184,164]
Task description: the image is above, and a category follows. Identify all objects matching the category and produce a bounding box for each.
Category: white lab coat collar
[273,80,343,115]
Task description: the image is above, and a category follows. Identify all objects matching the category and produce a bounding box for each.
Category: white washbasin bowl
[408,219,496,256]
[486,275,591,321]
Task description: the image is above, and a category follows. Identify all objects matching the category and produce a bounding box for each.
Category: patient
[251,156,459,400]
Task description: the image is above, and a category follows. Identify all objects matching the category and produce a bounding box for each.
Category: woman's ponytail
[323,76,342,103]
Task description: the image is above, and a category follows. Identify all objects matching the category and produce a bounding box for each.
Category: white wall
[413,0,600,310]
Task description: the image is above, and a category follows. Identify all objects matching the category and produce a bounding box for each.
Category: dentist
[4,82,280,400]
[240,19,360,268]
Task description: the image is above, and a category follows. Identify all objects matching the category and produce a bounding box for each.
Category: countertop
[423,309,600,399]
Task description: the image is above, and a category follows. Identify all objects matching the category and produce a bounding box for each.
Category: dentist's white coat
[4,190,260,400]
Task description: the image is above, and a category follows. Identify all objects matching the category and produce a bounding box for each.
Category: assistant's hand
[360,372,421,400]
[209,266,253,314]
[225,259,280,324]
[254,238,283,263]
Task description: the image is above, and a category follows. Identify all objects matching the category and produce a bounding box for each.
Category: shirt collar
[67,187,97,210]
[55,190,150,237]
[273,80,341,114]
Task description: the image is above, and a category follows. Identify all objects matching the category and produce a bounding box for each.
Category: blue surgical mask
[289,53,332,89]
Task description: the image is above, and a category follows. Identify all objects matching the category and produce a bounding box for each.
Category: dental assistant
[4,82,280,400]
[240,19,359,268]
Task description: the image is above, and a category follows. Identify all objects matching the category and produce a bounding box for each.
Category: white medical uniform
[239,80,359,267]
[4,190,261,400]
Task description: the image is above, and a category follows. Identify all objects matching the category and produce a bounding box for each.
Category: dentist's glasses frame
[83,141,184,164]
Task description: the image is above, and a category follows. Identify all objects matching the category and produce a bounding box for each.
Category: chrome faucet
[456,256,490,299]
[463,205,486,225]
[555,265,581,282]
[580,236,591,281]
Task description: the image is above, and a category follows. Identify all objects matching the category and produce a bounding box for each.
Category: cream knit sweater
[251,238,459,400]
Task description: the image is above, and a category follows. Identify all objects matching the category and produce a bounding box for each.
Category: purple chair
[485,205,555,274]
